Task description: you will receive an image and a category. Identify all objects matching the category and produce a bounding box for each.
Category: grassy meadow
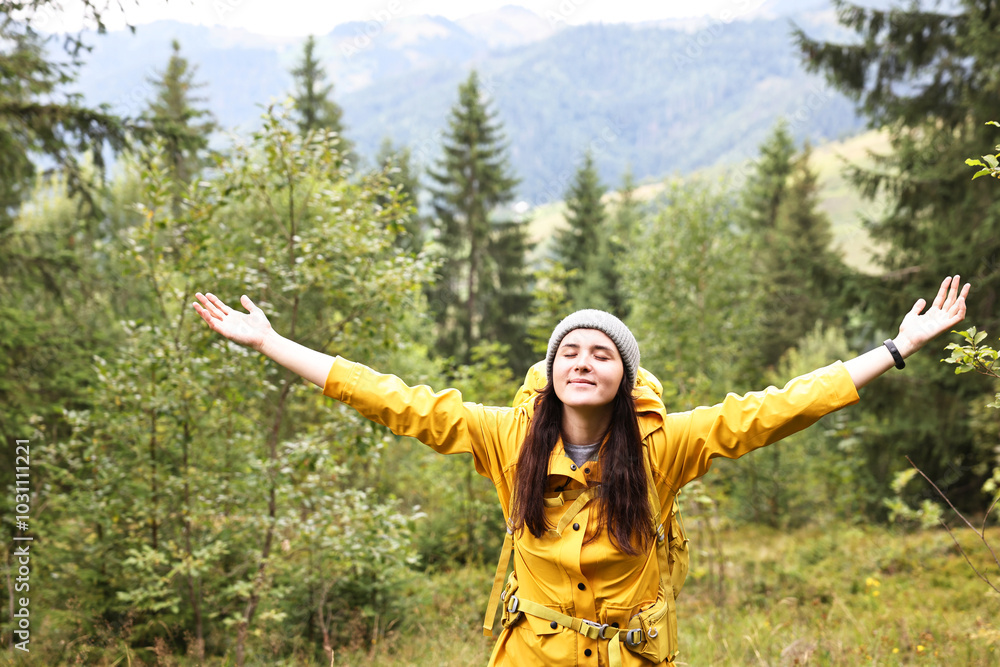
[324,523,999,667]
[3,523,993,666]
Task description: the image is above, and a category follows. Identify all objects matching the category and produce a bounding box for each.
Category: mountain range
[64,1,865,203]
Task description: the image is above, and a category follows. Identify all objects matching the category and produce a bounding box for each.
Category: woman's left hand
[895,275,971,356]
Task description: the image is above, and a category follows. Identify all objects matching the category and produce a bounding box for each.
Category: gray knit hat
[545,309,640,388]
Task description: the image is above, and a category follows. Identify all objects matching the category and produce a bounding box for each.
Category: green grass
[676,522,1000,666]
[8,522,996,666]
[338,522,999,667]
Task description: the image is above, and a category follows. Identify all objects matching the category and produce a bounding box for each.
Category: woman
[192,275,969,666]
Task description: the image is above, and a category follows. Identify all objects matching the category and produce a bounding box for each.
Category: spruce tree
[607,167,641,319]
[145,40,216,190]
[0,8,126,224]
[795,0,1000,504]
[290,36,353,160]
[742,120,796,233]
[553,151,626,317]
[795,0,1000,323]
[768,145,844,353]
[427,70,532,370]
[742,126,844,371]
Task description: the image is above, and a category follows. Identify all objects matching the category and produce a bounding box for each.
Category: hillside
[65,5,863,203]
[528,130,891,274]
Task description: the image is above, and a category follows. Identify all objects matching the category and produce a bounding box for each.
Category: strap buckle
[581,619,614,640]
[625,628,644,647]
[506,595,519,614]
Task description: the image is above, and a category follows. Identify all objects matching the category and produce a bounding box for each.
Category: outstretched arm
[844,275,970,389]
[192,292,334,388]
[192,292,518,477]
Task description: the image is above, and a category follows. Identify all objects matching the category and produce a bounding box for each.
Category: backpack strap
[482,523,514,637]
[482,447,685,642]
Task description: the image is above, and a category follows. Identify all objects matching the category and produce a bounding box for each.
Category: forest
[1,0,999,665]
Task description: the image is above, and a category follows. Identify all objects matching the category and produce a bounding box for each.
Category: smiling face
[551,328,625,411]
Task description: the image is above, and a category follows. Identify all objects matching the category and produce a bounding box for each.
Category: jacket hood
[512,361,667,439]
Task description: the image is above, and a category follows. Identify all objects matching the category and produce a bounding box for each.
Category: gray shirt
[563,442,601,468]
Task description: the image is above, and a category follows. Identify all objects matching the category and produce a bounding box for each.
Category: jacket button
[573,523,580,531]
[585,649,593,657]
[570,464,577,471]
[577,582,586,591]
[550,621,558,629]
[584,467,591,474]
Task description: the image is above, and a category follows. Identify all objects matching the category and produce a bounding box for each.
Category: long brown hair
[510,376,654,556]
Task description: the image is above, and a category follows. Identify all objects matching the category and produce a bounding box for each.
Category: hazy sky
[40,0,770,36]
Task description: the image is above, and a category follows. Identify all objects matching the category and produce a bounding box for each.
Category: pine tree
[742,120,796,234]
[290,36,353,159]
[795,0,1000,505]
[427,70,532,370]
[553,151,626,317]
[606,167,642,319]
[145,40,216,190]
[795,0,1000,322]
[742,126,844,370]
[0,9,126,224]
[768,145,844,353]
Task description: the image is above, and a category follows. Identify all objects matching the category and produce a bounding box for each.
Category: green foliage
[26,104,435,663]
[0,1,130,223]
[527,262,574,357]
[883,468,947,530]
[720,325,873,528]
[741,120,796,235]
[427,70,533,372]
[741,123,847,372]
[626,180,762,407]
[944,326,1000,384]
[966,121,1000,180]
[376,137,424,252]
[942,326,1000,501]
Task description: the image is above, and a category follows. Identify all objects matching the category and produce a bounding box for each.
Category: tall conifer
[427,70,532,370]
[554,151,626,317]
[145,40,216,190]
[290,36,353,160]
[742,120,796,233]
[742,126,844,370]
[796,0,1000,502]
[796,0,1000,322]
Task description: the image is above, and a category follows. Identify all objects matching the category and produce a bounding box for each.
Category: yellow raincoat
[323,356,860,665]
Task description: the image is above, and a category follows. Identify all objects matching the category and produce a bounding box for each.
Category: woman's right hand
[192,293,274,352]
